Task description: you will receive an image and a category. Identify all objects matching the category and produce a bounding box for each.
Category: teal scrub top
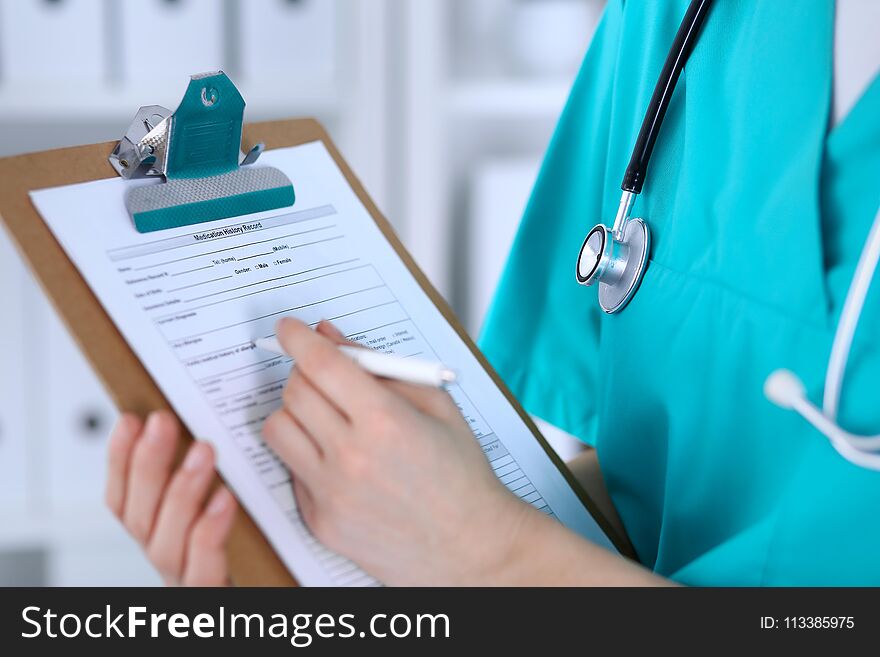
[479,0,880,585]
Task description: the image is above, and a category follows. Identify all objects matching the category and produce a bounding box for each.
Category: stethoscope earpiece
[765,368,880,470]
[764,369,807,410]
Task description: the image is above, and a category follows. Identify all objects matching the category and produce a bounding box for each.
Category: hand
[105,411,237,586]
[262,318,535,585]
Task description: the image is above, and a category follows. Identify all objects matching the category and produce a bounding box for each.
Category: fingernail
[111,415,135,444]
[208,489,230,516]
[183,444,207,471]
[320,320,344,338]
[145,412,164,443]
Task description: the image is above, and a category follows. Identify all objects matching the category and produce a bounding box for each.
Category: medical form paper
[31,141,614,586]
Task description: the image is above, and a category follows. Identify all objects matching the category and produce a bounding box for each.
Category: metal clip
[109,105,172,179]
[109,71,294,233]
[110,73,271,180]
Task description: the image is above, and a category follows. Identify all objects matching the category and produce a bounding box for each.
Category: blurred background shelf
[0,82,342,120]
[0,0,603,585]
[447,79,573,119]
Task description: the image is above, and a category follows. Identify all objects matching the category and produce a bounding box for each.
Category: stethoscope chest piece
[576,216,650,314]
[575,0,714,314]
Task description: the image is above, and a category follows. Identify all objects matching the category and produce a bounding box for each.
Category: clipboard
[0,118,633,586]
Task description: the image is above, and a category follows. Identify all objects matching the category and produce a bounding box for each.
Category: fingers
[105,413,143,518]
[122,411,180,544]
[276,317,389,417]
[315,320,348,345]
[293,477,318,532]
[105,411,236,587]
[314,320,460,423]
[181,487,237,586]
[146,442,216,584]
[383,379,465,424]
[282,369,347,449]
[263,408,323,485]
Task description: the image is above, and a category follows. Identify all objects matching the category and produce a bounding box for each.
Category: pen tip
[440,369,457,384]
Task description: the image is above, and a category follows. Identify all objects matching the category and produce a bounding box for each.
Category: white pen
[254,336,457,387]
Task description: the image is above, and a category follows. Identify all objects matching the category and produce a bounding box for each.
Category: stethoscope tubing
[823,199,880,420]
[622,0,714,194]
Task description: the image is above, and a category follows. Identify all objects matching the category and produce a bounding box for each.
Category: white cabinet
[0,0,105,85]
[41,298,117,510]
[48,516,162,586]
[239,0,337,85]
[119,0,224,86]
[0,233,29,514]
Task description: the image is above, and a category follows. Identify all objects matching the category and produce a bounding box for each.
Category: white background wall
[0,0,603,585]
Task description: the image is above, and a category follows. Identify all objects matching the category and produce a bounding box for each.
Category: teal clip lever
[109,72,295,233]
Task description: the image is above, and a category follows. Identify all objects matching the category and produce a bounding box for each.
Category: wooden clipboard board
[0,118,633,586]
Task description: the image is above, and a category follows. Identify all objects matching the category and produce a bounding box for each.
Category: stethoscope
[576,0,880,471]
